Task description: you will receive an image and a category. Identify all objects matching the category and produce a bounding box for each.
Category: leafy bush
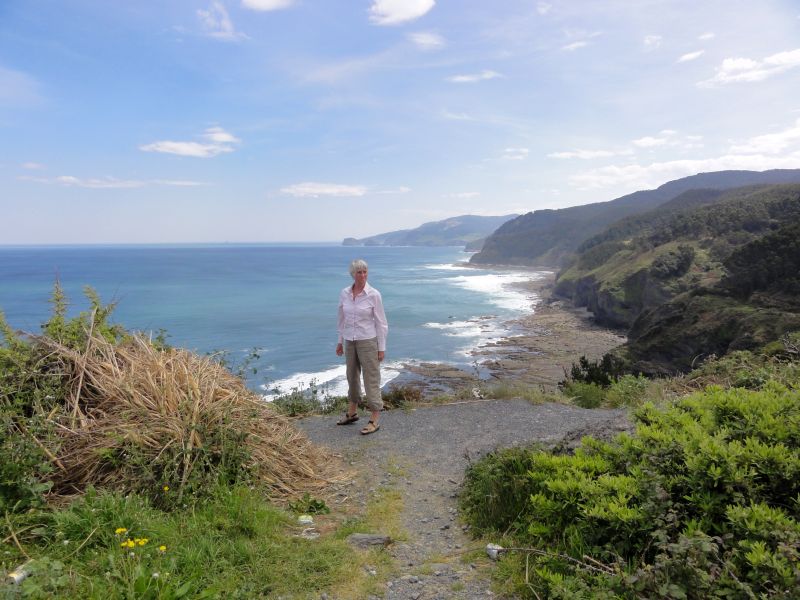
[650,245,696,279]
[563,354,626,388]
[604,374,650,407]
[461,379,800,598]
[561,381,605,408]
[382,384,423,408]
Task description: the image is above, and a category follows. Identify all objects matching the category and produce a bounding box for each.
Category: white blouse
[337,282,388,351]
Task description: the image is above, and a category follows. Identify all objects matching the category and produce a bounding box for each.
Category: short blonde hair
[349,258,368,277]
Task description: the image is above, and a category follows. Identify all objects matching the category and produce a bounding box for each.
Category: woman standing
[335,258,388,435]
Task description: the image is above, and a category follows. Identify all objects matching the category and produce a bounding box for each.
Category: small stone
[346,534,392,549]
[298,515,314,525]
[440,524,449,530]
[434,570,442,576]
[386,581,393,589]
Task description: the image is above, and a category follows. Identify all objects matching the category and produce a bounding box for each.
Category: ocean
[0,244,546,397]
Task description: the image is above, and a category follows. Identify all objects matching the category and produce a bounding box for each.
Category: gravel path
[298,400,630,599]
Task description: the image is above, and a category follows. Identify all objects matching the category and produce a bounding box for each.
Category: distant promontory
[342,214,518,249]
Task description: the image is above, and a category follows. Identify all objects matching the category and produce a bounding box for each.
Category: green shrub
[605,374,650,407]
[460,446,543,536]
[563,354,626,388]
[461,379,800,598]
[382,384,423,408]
[561,381,605,408]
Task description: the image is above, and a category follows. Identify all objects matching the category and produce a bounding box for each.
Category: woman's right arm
[336,291,345,355]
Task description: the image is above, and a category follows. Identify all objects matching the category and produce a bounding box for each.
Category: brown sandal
[360,421,380,435]
[336,412,359,425]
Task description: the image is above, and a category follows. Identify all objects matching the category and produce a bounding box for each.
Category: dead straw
[39,333,341,500]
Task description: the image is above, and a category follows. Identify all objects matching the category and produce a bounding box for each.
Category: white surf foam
[261,361,403,401]
[423,320,484,337]
[445,272,536,312]
[424,262,471,271]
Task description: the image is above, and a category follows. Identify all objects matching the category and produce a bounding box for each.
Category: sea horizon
[0,244,545,399]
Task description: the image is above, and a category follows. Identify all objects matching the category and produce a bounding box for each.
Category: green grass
[2,485,362,599]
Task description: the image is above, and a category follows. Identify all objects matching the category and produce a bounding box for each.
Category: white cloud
[152,180,209,187]
[241,0,293,10]
[445,70,502,83]
[21,162,45,170]
[408,32,445,50]
[633,136,668,148]
[197,2,247,41]
[562,41,588,51]
[444,191,480,199]
[140,127,240,158]
[203,126,240,143]
[376,186,411,194]
[631,130,702,150]
[242,0,294,12]
[536,2,552,15]
[441,110,474,121]
[0,65,44,107]
[502,147,529,160]
[20,175,207,189]
[729,118,800,154]
[643,35,662,51]
[677,50,704,63]
[280,182,368,197]
[570,151,800,191]
[369,0,435,26]
[701,48,800,86]
[698,32,715,40]
[548,149,619,160]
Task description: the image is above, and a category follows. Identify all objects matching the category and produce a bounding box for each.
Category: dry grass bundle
[41,333,339,502]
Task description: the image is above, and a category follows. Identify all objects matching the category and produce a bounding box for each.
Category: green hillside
[471,169,800,267]
[553,183,800,373]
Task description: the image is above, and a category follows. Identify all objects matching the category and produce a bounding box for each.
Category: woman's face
[353,268,368,287]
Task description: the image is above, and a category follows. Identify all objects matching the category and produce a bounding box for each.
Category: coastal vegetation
[460,338,800,599]
[554,183,800,374]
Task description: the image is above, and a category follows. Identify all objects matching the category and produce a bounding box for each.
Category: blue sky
[2,0,800,244]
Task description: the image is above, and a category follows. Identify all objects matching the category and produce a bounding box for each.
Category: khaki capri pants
[344,337,383,411]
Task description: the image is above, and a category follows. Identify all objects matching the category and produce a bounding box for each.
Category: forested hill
[553,183,800,374]
[342,214,517,248]
[470,169,800,267]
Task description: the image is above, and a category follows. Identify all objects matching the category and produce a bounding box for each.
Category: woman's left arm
[373,291,388,358]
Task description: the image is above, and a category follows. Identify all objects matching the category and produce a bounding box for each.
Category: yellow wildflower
[158,545,167,553]
[163,485,169,492]
[137,538,149,546]
[120,539,136,549]
[115,528,128,535]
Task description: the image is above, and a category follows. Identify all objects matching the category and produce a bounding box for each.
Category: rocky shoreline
[390,270,627,397]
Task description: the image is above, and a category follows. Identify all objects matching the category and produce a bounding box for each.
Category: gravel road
[298,400,630,599]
